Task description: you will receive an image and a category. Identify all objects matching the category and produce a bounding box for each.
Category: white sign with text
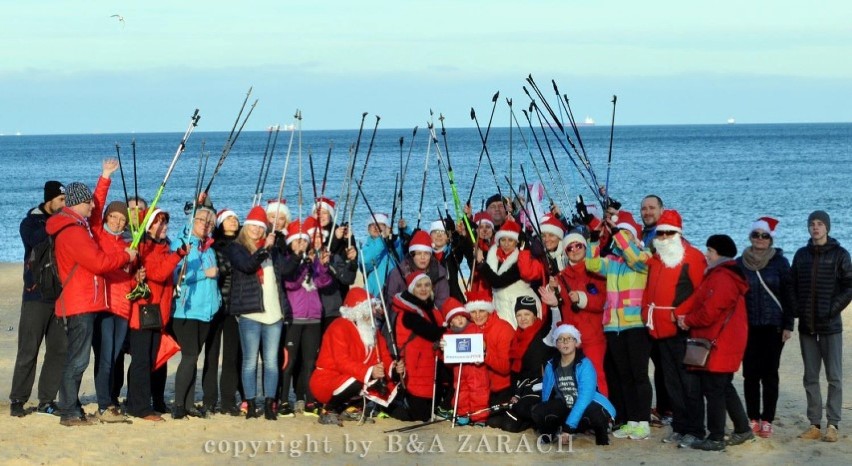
[443,334,484,364]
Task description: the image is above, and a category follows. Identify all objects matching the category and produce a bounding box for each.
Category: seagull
[110,14,125,27]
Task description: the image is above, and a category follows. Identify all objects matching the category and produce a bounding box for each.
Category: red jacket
[46,207,130,318]
[642,241,706,339]
[310,317,396,405]
[443,323,490,422]
[683,261,749,373]
[475,312,514,392]
[555,261,607,346]
[129,239,182,330]
[393,293,444,398]
[90,177,134,320]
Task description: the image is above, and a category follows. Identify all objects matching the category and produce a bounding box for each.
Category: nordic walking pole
[257,126,282,206]
[465,91,499,206]
[470,104,506,213]
[526,101,574,208]
[604,95,617,210]
[452,363,463,428]
[253,126,276,205]
[512,107,558,210]
[130,138,140,235]
[340,113,368,223]
[114,143,130,206]
[508,98,514,189]
[415,123,432,231]
[131,109,200,248]
[348,115,381,249]
[401,126,418,222]
[432,117,476,243]
[203,97,258,199]
[327,144,355,251]
[271,110,300,231]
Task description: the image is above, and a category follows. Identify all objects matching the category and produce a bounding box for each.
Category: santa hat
[265,199,291,222]
[474,211,494,228]
[544,323,582,347]
[751,216,779,237]
[563,232,587,249]
[494,219,521,243]
[313,196,336,218]
[216,208,238,228]
[539,214,564,238]
[303,216,326,239]
[405,271,431,294]
[408,230,433,254]
[286,219,309,245]
[614,211,642,240]
[656,209,683,233]
[429,220,446,234]
[340,287,373,321]
[143,208,170,232]
[243,206,268,231]
[441,297,470,326]
[368,212,391,227]
[464,289,495,313]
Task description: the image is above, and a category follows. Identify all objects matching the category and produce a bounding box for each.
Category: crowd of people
[9,158,851,451]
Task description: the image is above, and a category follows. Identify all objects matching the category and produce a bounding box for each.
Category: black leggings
[202,311,243,409]
[605,328,652,422]
[531,398,612,445]
[280,322,321,403]
[172,318,211,410]
[742,325,785,421]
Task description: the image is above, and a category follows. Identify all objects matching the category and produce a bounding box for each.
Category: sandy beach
[0,261,849,465]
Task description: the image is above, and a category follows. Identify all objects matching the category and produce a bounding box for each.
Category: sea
[1,123,850,264]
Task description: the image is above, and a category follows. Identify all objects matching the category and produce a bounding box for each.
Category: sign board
[443,334,485,364]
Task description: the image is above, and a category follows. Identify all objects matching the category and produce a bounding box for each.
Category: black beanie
[485,193,502,209]
[515,295,539,315]
[44,180,65,203]
[807,210,831,233]
[706,234,737,258]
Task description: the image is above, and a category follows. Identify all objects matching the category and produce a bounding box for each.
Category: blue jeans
[238,317,283,400]
[58,312,98,420]
[93,313,128,410]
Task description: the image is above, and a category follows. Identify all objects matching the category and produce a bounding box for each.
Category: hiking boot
[822,425,838,442]
[629,421,651,440]
[758,421,774,438]
[318,410,342,426]
[294,400,306,414]
[799,425,822,440]
[264,398,277,421]
[749,419,760,434]
[60,416,96,427]
[677,434,701,449]
[10,401,27,417]
[278,402,295,418]
[245,400,261,419]
[727,429,755,446]
[185,406,205,418]
[172,406,188,420]
[612,423,635,439]
[96,406,128,423]
[692,438,725,451]
[662,431,683,444]
[36,401,60,416]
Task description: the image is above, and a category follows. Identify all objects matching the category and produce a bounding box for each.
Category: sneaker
[799,425,822,440]
[692,438,725,451]
[294,400,306,414]
[629,422,651,440]
[456,416,470,426]
[612,424,635,439]
[435,406,454,420]
[727,429,755,446]
[677,434,701,449]
[750,419,760,434]
[36,401,60,416]
[96,406,129,423]
[662,431,683,444]
[758,421,773,438]
[340,406,362,421]
[318,410,342,426]
[473,421,487,427]
[240,401,248,415]
[10,401,27,417]
[60,416,96,427]
[822,425,838,443]
[303,402,320,417]
[278,402,295,418]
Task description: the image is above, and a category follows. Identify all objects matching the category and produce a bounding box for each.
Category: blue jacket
[172,232,221,322]
[736,249,795,330]
[540,352,616,429]
[361,235,403,298]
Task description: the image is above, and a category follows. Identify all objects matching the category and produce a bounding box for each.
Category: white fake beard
[655,235,685,268]
[355,318,375,350]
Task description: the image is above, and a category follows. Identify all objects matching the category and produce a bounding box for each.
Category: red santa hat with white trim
[286,219,309,245]
[539,214,564,239]
[143,208,170,232]
[441,297,470,327]
[408,230,433,254]
[340,287,373,322]
[494,219,521,242]
[474,211,494,228]
[464,289,495,313]
[751,216,779,237]
[614,211,642,240]
[265,198,290,222]
[656,209,683,234]
[405,271,431,294]
[303,216,327,239]
[216,208,238,228]
[243,206,268,231]
[313,196,335,218]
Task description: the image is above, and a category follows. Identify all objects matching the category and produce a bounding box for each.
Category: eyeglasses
[656,230,678,237]
[565,243,585,253]
[194,218,215,226]
[556,336,576,344]
[750,232,771,240]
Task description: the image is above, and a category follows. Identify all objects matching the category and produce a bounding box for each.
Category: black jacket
[212,234,237,313]
[226,241,294,320]
[20,204,52,302]
[791,237,852,335]
[319,251,358,320]
[736,249,795,330]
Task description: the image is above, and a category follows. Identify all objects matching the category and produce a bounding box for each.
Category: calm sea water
[1,123,849,263]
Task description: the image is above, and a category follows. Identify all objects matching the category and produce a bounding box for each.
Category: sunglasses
[750,232,771,240]
[565,243,585,253]
[656,230,678,237]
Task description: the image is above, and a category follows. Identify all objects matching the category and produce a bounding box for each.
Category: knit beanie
[64,182,92,207]
[44,181,65,203]
[104,201,128,220]
[807,210,831,233]
[706,234,737,258]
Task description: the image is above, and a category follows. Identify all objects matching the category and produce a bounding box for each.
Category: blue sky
[1,0,850,134]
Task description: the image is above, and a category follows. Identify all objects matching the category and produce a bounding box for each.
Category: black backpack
[27,224,73,301]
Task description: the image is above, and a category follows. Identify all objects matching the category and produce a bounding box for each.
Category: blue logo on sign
[456,338,471,353]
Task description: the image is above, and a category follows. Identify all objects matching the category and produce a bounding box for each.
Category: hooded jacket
[791,237,852,335]
[171,230,221,322]
[392,291,444,398]
[540,350,616,429]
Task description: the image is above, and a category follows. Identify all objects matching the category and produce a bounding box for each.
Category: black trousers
[742,325,785,422]
[605,328,652,422]
[485,387,514,428]
[202,311,243,409]
[326,381,363,414]
[126,328,160,417]
[531,397,611,444]
[279,322,321,403]
[9,300,67,404]
[698,372,750,441]
[651,339,671,414]
[658,333,705,437]
[172,318,211,410]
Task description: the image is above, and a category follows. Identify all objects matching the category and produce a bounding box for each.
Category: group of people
[9,159,851,451]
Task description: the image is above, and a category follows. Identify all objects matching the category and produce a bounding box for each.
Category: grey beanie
[65,182,93,207]
[807,210,830,233]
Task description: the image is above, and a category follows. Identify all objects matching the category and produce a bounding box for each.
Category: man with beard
[309,287,401,425]
[642,209,707,448]
[640,195,664,249]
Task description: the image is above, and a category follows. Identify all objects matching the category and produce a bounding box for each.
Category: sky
[1,0,850,134]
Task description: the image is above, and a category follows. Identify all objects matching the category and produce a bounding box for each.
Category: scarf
[509,318,544,374]
[741,246,776,271]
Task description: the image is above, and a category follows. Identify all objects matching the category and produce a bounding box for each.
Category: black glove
[606,197,622,211]
[444,215,455,233]
[528,238,546,259]
[575,195,593,225]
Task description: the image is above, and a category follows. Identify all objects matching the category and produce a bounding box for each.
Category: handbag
[684,338,713,366]
[139,304,162,330]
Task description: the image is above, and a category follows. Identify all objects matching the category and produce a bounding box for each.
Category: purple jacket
[285,256,333,321]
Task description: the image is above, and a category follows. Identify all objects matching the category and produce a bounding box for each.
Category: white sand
[0,261,848,465]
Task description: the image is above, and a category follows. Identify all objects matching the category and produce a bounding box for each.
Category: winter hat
[216,208,238,228]
[340,287,373,321]
[368,212,391,227]
[614,211,642,240]
[514,295,539,316]
[265,199,291,222]
[807,210,831,233]
[104,201,128,221]
[313,196,336,218]
[485,194,503,209]
[494,219,521,243]
[286,219,309,245]
[539,214,564,239]
[474,211,494,228]
[243,206,268,231]
[656,209,683,233]
[441,298,470,327]
[143,208,170,232]
[544,323,582,347]
[464,289,495,313]
[405,271,431,294]
[563,232,587,249]
[751,216,779,237]
[64,182,93,207]
[43,181,65,203]
[408,230,433,254]
[429,220,447,234]
[304,216,326,239]
[706,234,737,258]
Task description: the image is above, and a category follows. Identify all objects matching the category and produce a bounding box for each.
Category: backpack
[27,224,73,301]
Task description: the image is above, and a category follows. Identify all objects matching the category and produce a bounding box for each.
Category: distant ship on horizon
[267,124,296,131]
[576,116,595,126]
[727,117,736,124]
